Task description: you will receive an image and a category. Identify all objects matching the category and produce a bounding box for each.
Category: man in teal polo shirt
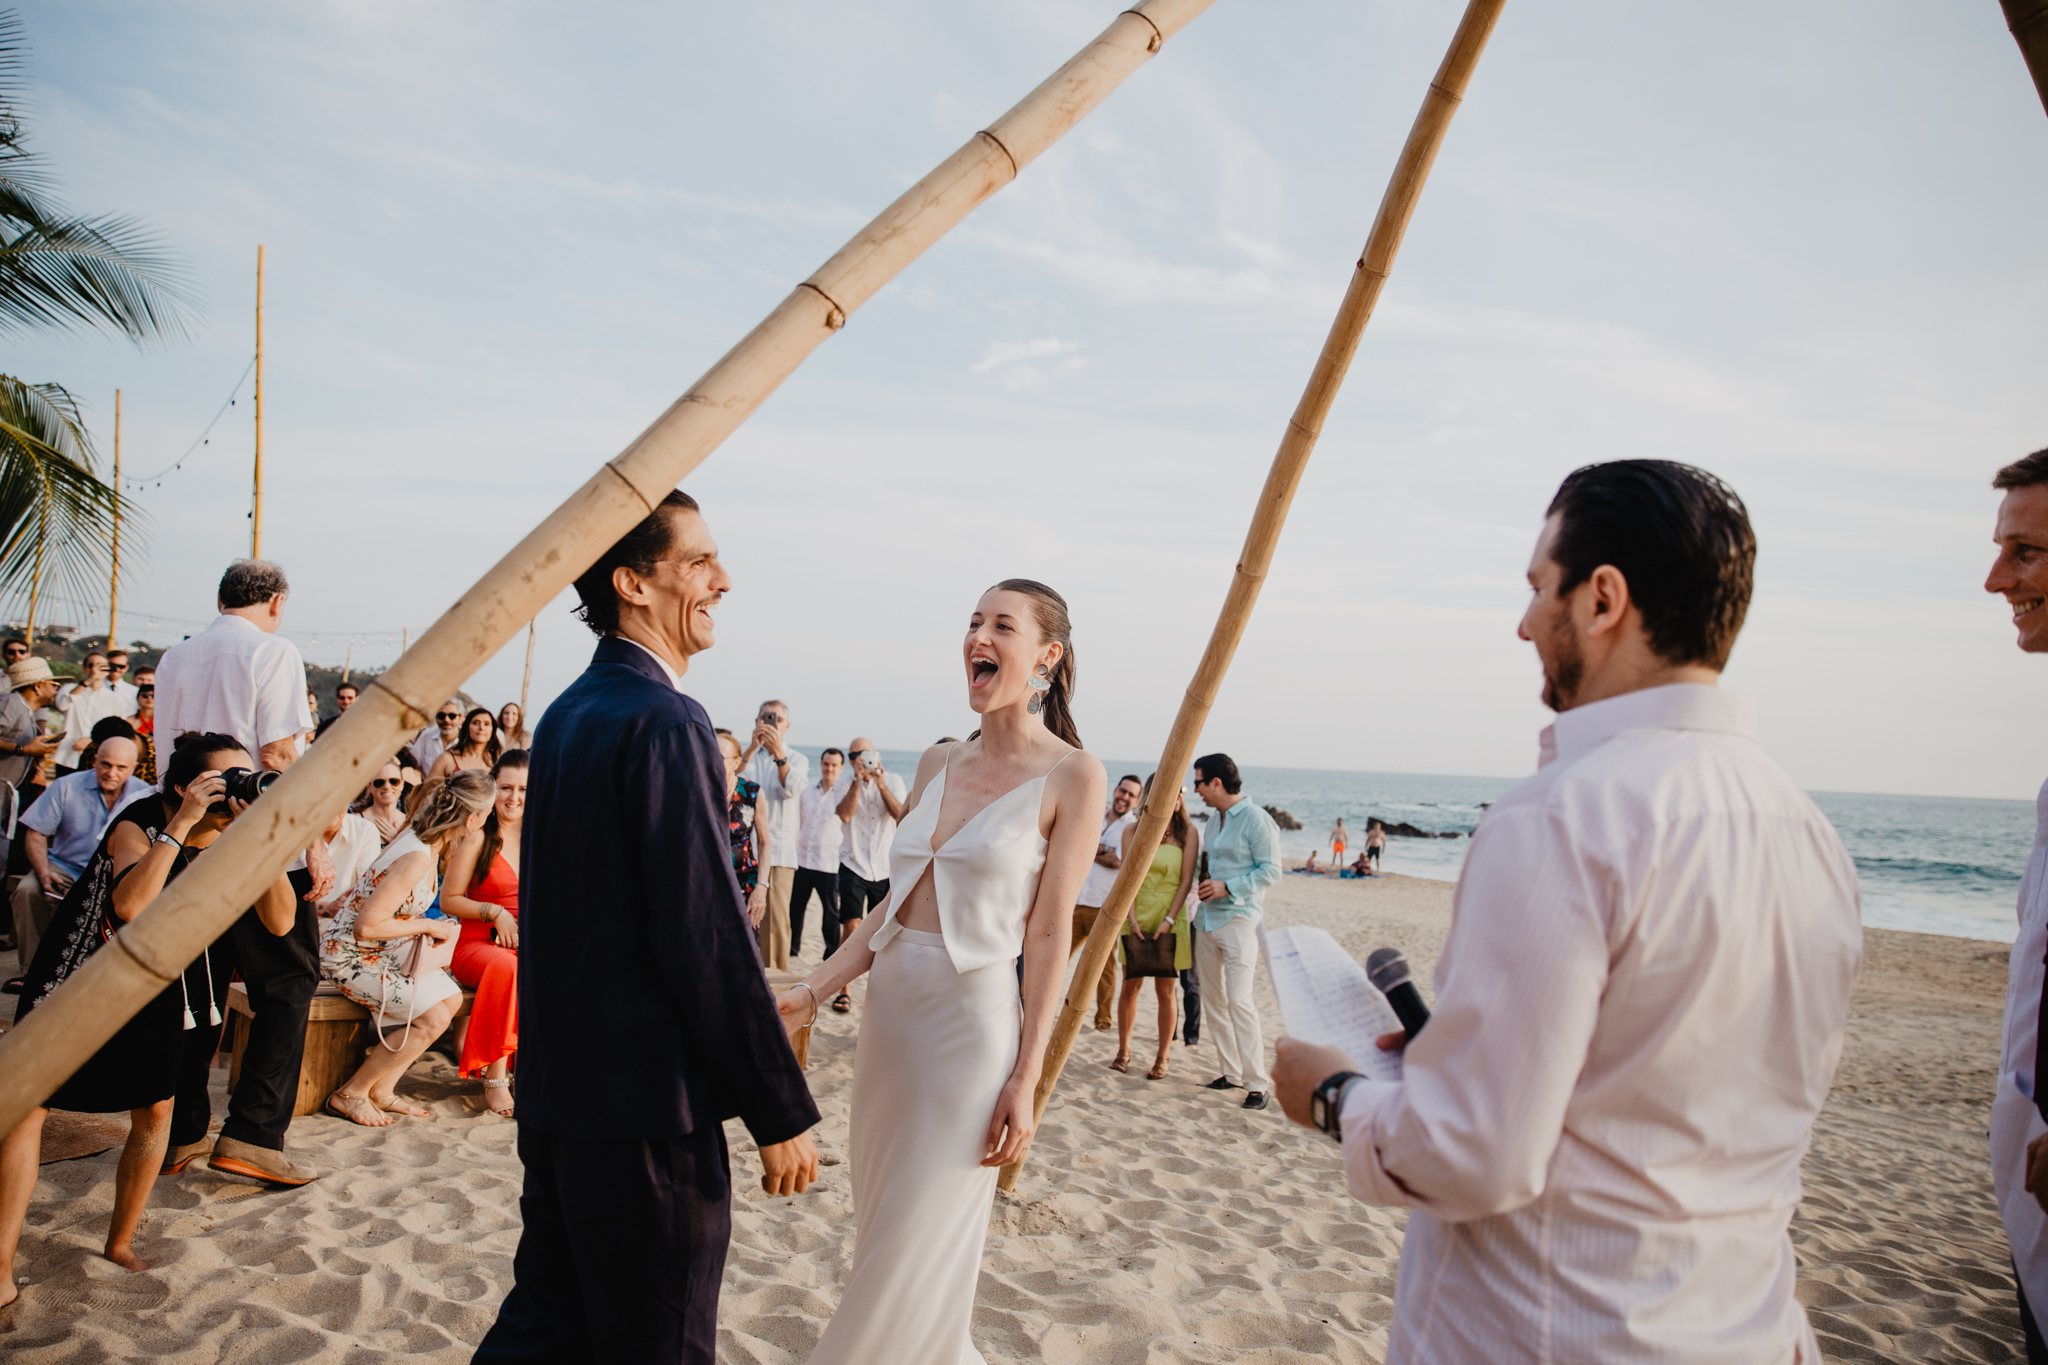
[1192,752,1280,1109]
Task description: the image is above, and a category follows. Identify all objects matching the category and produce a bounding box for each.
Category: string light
[121,356,256,490]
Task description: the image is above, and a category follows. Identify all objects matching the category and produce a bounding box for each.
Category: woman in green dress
[1110,774,1199,1080]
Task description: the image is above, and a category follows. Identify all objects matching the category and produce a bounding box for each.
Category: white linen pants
[1194,915,1270,1093]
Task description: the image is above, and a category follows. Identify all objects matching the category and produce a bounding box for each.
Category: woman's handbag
[377,929,431,1053]
[1122,928,1178,979]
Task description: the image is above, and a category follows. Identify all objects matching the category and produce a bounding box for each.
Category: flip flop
[831,992,852,1014]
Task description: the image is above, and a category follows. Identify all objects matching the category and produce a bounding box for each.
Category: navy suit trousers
[474,1122,732,1365]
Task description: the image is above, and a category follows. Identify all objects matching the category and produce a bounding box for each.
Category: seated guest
[319,771,494,1127]
[130,683,157,785]
[75,714,138,772]
[1113,775,1198,1080]
[716,728,769,930]
[316,803,384,916]
[0,734,297,1299]
[9,735,152,982]
[395,746,425,812]
[443,751,526,1116]
[496,702,531,752]
[424,706,501,794]
[353,760,410,845]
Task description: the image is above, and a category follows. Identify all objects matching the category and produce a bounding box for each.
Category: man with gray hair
[739,699,808,971]
[153,559,328,1187]
[411,698,464,773]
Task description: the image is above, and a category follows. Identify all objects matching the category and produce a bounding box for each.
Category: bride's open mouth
[969,657,998,687]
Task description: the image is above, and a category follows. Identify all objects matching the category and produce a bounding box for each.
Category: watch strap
[1313,1069,1364,1142]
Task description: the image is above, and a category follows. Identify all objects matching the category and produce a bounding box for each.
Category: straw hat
[6,658,55,691]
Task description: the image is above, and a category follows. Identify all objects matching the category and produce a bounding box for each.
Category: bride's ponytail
[989,578,1083,750]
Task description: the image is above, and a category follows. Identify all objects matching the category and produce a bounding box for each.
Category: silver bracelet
[791,981,819,1032]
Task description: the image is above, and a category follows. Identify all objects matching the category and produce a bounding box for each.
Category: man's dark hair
[337,682,358,696]
[821,747,845,762]
[107,648,127,662]
[1117,773,1142,789]
[89,716,136,744]
[164,731,247,791]
[572,490,701,637]
[1993,449,2048,491]
[1545,460,1756,671]
[1193,753,1241,795]
[219,559,289,609]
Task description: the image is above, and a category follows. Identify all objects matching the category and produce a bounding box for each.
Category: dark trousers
[833,867,889,957]
[1179,927,1202,1045]
[788,867,839,959]
[218,877,319,1150]
[2023,1263,2048,1365]
[475,1122,732,1365]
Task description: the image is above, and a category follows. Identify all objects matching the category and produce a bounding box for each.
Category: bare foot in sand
[102,1244,149,1273]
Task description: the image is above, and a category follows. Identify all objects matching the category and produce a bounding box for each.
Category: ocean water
[805,748,2034,944]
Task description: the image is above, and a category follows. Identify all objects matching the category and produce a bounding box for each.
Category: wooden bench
[225,981,474,1118]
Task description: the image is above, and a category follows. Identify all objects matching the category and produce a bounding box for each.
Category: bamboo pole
[0,0,1219,1137]
[24,494,43,647]
[109,389,120,650]
[341,639,353,685]
[2004,0,2048,117]
[1000,0,1508,1194]
[252,245,264,559]
[520,619,536,716]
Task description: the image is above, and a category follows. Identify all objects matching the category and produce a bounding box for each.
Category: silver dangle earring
[1026,663,1052,715]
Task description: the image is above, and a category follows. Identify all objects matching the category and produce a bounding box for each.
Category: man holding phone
[739,699,808,972]
[832,735,905,1013]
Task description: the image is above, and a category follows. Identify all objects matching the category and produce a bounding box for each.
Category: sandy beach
[0,871,2025,1362]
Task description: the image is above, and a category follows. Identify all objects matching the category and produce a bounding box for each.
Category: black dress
[14,795,235,1114]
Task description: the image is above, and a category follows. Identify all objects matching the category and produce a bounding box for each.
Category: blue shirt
[1193,796,1281,931]
[21,768,155,879]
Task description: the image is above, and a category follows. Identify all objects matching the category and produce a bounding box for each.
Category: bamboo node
[365,676,432,732]
[1428,80,1464,105]
[599,459,660,515]
[1123,8,1165,52]
[977,129,1019,180]
[797,281,849,330]
[110,923,180,987]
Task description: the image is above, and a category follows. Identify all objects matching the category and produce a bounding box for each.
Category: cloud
[971,336,1083,374]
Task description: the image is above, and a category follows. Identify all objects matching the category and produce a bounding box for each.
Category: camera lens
[220,767,280,805]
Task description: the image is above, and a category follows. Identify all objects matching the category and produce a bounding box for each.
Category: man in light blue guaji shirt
[1192,752,1281,1109]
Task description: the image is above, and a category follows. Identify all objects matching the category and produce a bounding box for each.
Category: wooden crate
[226,981,472,1118]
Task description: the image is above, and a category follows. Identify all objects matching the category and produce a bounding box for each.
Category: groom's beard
[1541,624,1584,714]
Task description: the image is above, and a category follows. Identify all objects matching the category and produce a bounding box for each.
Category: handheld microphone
[1365,947,1430,1042]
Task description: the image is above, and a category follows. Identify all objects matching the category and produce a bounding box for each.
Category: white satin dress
[808,749,1074,1365]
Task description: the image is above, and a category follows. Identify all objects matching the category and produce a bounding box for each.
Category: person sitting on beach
[0,734,298,1298]
[1274,460,1860,1362]
[442,750,526,1117]
[354,759,409,845]
[1349,852,1372,876]
[319,770,494,1127]
[421,706,501,799]
[1301,850,1321,875]
[1111,775,1198,1080]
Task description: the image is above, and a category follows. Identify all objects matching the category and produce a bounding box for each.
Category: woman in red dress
[442,749,526,1116]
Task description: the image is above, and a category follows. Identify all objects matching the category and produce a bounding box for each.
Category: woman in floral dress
[320,770,494,1127]
[716,728,770,931]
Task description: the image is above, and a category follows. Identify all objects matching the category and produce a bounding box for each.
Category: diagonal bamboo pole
[1000,0,1508,1193]
[0,0,1220,1135]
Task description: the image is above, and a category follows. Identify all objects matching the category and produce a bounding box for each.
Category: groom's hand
[760,1133,819,1196]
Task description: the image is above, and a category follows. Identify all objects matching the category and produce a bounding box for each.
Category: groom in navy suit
[476,489,819,1365]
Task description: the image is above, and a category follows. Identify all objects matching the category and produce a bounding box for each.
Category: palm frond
[0,374,146,621]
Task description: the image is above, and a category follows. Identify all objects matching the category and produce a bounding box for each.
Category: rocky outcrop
[1372,819,1462,839]
[1264,806,1304,830]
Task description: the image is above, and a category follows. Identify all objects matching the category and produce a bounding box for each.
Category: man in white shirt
[411,699,464,773]
[56,652,136,773]
[1983,447,2048,1362]
[1071,774,1141,1031]
[152,559,329,1188]
[792,748,847,960]
[1275,460,1861,1364]
[832,736,906,1012]
[105,648,139,708]
[739,699,809,972]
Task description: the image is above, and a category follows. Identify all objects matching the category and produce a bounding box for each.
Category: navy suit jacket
[516,636,818,1144]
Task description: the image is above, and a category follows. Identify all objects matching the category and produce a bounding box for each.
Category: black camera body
[218,766,279,807]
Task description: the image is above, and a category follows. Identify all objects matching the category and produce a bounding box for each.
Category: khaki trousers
[762,866,794,972]
[10,871,58,974]
[1069,904,1120,1029]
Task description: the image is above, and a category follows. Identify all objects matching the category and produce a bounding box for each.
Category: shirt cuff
[1339,1078,1415,1206]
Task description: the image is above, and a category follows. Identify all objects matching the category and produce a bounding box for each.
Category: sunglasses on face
[370,778,400,788]
[437,712,460,722]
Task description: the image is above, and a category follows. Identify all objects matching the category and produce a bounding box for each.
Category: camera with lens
[215,766,280,811]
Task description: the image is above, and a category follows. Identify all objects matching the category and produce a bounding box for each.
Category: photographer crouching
[0,734,298,1303]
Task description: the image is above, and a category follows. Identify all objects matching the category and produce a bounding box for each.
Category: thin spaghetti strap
[1039,747,1081,782]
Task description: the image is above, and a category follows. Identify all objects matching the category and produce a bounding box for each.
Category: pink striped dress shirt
[1341,684,1861,1364]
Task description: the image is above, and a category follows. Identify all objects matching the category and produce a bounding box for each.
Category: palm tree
[0,8,195,640]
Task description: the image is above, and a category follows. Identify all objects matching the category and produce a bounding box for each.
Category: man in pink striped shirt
[1277,461,1861,1364]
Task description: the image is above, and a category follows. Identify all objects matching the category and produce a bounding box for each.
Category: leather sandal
[1147,1055,1170,1080]
[1109,1050,1131,1073]
[831,992,852,1014]
[325,1090,398,1128]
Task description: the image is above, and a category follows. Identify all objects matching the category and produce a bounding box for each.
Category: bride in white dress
[779,579,1105,1364]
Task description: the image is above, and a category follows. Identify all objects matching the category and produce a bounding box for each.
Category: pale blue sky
[11,1,2048,797]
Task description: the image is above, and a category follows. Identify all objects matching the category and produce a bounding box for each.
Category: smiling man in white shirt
[1276,460,1861,1364]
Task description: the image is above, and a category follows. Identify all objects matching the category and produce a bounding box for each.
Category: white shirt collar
[1537,682,1756,769]
[209,613,263,635]
[618,636,685,691]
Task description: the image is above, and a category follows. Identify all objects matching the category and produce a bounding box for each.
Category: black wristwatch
[1311,1070,1364,1144]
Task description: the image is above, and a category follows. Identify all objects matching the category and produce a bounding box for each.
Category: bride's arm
[982,748,1107,1168]
[777,742,952,1025]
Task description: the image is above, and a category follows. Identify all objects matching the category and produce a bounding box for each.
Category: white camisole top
[869,749,1076,974]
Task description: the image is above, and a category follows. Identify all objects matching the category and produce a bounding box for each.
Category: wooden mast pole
[520,620,536,716]
[2002,0,2048,117]
[108,388,120,651]
[1000,0,1510,1193]
[252,245,264,559]
[0,0,1221,1136]
[341,640,353,685]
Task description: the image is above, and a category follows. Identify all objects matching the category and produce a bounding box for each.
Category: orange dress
[450,851,519,1078]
